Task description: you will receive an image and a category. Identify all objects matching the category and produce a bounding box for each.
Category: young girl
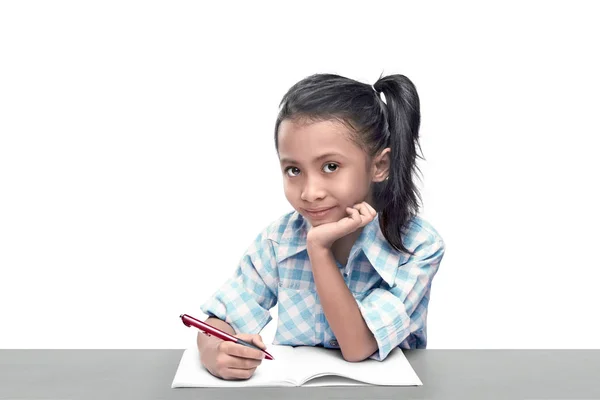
[197,73,445,380]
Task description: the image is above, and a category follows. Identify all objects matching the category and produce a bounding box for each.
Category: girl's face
[277,118,376,227]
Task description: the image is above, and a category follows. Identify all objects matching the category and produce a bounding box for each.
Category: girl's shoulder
[402,214,445,247]
[258,209,307,245]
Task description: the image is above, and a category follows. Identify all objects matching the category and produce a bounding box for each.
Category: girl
[197,73,445,380]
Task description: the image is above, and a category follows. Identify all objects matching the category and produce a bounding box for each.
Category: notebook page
[171,345,298,388]
[290,346,423,386]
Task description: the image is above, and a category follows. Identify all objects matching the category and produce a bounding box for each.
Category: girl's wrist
[306,231,333,251]
[306,240,332,256]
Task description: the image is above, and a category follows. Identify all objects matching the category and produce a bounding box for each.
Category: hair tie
[372,85,387,105]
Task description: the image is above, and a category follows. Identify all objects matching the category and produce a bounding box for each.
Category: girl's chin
[307,219,328,227]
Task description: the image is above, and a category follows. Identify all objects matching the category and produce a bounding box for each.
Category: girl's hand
[306,201,377,250]
[200,333,266,380]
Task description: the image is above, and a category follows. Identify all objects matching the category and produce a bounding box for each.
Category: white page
[290,345,423,386]
[171,345,298,387]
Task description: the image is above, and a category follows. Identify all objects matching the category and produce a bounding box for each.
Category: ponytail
[372,75,423,255]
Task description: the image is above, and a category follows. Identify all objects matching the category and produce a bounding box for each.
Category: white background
[1,1,599,349]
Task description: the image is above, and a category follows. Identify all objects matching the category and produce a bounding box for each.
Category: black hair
[273,72,424,256]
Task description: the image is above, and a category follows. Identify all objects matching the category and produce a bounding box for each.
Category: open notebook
[172,344,422,387]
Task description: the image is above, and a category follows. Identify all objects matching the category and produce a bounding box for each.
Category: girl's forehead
[278,119,358,150]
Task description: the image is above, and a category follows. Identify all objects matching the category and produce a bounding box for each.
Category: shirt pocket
[274,283,318,346]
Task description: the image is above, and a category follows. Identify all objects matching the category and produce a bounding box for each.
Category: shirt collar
[275,211,408,287]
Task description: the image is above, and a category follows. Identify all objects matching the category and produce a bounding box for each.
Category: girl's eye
[284,163,338,177]
[323,163,338,173]
[285,167,300,177]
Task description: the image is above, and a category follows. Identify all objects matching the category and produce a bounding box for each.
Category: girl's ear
[371,148,391,182]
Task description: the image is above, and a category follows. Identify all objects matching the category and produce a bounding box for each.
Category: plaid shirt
[200,210,445,361]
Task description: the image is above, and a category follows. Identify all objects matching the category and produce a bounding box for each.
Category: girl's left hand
[306,201,377,250]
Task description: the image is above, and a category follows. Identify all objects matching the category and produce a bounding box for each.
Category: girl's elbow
[340,347,372,362]
[339,331,379,362]
[340,351,358,362]
[342,354,365,362]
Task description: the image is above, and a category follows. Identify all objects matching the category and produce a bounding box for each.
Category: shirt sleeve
[200,228,279,335]
[356,237,445,361]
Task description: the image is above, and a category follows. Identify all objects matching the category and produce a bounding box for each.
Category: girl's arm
[199,227,278,336]
[307,245,378,362]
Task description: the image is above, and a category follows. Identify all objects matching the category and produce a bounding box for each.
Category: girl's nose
[300,179,326,202]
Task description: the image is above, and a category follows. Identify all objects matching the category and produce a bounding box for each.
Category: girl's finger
[365,202,377,216]
[220,352,262,371]
[355,203,371,222]
[252,336,266,350]
[357,203,375,227]
[224,366,257,380]
[352,205,364,229]
[358,202,369,215]
[224,341,264,360]
[344,207,360,227]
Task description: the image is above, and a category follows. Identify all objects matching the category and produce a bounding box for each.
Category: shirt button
[329,340,338,347]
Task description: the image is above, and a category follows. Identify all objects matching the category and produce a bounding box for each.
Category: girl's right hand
[200,333,266,380]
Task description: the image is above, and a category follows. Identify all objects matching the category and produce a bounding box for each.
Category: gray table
[1,349,600,399]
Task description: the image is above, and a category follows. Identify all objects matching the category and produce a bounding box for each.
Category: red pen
[180,314,274,360]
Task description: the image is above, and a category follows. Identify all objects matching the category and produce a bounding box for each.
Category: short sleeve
[200,229,279,335]
[356,238,445,361]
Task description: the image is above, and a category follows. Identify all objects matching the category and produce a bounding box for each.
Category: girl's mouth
[304,207,335,219]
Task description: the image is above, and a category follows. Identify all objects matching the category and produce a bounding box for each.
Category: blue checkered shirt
[200,210,445,361]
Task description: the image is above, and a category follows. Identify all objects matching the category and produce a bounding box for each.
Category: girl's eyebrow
[279,152,346,164]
